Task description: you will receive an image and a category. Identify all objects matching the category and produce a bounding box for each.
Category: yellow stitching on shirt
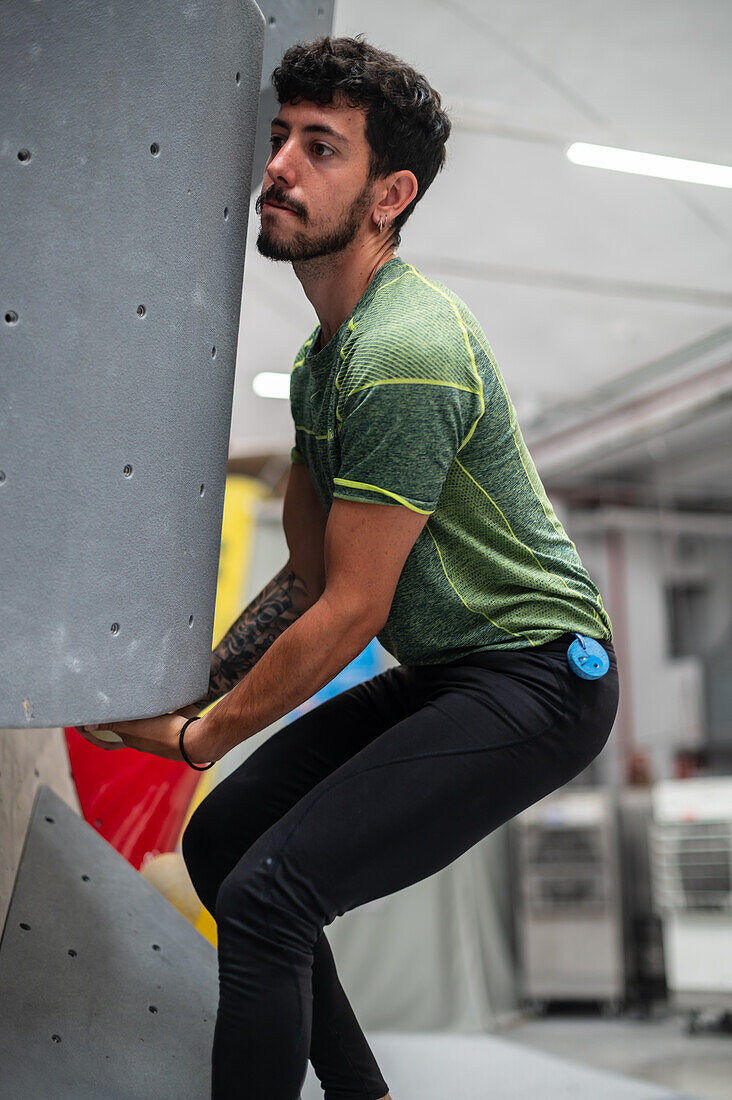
[403,265,485,450]
[333,478,433,514]
[293,336,316,371]
[403,266,585,569]
[346,377,481,399]
[425,525,534,644]
[296,424,335,441]
[371,270,411,298]
[454,457,576,596]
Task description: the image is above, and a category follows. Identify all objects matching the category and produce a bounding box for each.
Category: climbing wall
[1,0,265,728]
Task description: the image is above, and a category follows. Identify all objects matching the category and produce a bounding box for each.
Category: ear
[373,170,419,229]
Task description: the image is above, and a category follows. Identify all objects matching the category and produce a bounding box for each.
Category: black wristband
[178,716,215,771]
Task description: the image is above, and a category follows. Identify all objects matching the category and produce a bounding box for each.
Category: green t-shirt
[290,256,612,665]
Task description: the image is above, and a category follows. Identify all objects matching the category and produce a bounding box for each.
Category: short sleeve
[334,376,482,514]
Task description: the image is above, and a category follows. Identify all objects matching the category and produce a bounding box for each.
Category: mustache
[255,186,307,220]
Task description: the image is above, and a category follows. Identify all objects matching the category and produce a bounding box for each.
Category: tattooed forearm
[193,566,312,709]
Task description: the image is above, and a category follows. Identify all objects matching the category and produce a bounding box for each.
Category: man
[79,36,618,1100]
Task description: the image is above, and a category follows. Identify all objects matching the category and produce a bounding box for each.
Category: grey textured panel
[0,786,218,1100]
[301,1032,698,1100]
[0,1,264,727]
[252,0,336,187]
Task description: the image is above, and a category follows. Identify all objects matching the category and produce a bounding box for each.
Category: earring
[378,214,388,234]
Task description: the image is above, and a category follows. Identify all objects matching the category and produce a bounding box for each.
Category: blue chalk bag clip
[566,634,609,680]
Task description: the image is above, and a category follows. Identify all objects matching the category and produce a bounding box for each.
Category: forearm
[190,563,314,711]
[195,593,380,759]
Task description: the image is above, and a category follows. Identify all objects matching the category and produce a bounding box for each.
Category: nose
[265,137,297,189]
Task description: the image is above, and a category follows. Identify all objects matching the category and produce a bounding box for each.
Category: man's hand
[75,709,217,766]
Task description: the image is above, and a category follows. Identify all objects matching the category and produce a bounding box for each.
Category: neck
[293,235,397,350]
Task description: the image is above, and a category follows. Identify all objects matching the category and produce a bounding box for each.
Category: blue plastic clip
[567,634,609,680]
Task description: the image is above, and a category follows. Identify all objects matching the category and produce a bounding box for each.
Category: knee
[214,852,319,958]
[214,850,271,926]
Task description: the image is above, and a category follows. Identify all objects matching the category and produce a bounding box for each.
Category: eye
[312,142,334,158]
[269,135,285,153]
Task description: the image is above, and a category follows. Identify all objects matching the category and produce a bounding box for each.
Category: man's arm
[186,495,428,764]
[181,463,328,715]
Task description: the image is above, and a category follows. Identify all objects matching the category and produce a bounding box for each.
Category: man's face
[256,97,377,262]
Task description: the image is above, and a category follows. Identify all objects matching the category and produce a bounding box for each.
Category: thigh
[182,662,419,881]
[216,649,619,930]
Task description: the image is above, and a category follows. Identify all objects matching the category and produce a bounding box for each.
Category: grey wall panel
[1,1,264,728]
[252,0,335,187]
[0,728,82,932]
[0,786,218,1099]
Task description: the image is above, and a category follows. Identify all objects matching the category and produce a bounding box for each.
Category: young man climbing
[79,36,618,1100]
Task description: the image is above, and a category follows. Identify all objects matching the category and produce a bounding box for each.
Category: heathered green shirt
[290,256,612,665]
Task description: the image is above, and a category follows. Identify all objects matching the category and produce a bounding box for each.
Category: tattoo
[195,567,310,707]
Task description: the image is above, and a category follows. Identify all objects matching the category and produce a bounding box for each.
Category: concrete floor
[301,1012,711,1100]
[499,1005,732,1100]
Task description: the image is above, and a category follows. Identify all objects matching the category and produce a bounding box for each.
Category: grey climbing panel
[0,786,218,1099]
[252,0,336,184]
[0,0,265,727]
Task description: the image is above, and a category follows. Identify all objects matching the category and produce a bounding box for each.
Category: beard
[256,179,374,262]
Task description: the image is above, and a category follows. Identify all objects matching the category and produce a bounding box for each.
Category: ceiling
[230,0,732,507]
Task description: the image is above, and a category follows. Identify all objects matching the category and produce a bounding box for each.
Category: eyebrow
[270,116,350,147]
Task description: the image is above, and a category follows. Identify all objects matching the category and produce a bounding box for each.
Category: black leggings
[181,634,618,1100]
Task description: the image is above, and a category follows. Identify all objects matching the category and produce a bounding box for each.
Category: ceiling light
[567,142,732,189]
[252,372,290,400]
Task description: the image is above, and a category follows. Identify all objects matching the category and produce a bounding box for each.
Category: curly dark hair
[271,35,451,244]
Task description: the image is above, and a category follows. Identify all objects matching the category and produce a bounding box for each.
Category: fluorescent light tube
[252,372,291,400]
[567,142,732,189]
